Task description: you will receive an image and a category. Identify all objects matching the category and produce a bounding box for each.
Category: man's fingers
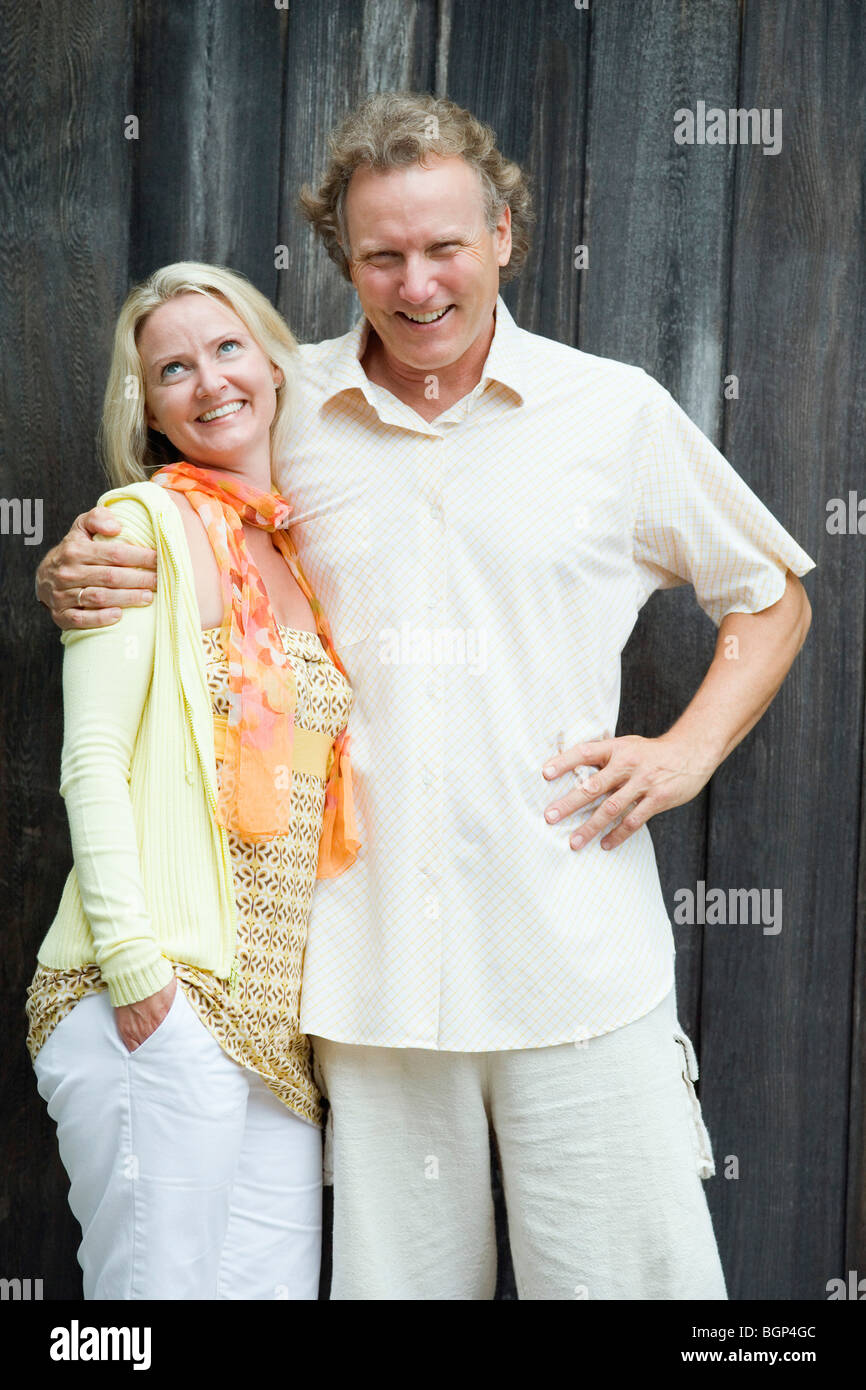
[571,796,643,850]
[542,739,612,779]
[57,559,157,592]
[78,506,122,539]
[96,540,157,573]
[598,807,647,851]
[70,586,154,611]
[38,520,157,630]
[58,578,155,630]
[60,606,124,631]
[74,508,157,575]
[543,770,611,822]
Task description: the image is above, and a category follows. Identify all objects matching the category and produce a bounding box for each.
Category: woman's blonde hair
[100,262,299,487]
[299,91,534,284]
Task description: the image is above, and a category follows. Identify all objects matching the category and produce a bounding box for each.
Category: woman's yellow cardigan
[36,482,238,1006]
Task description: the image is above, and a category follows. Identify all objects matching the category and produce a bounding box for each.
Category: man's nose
[400,254,437,304]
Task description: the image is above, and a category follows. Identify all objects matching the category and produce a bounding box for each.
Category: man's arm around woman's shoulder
[35,490,158,631]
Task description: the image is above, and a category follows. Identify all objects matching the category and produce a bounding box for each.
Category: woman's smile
[196,398,248,423]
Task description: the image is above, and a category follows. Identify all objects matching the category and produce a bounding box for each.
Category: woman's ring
[77,588,87,609]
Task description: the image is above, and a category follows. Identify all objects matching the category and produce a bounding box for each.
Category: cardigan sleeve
[58,497,175,1006]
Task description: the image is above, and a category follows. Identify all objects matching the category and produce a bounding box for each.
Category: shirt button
[423,894,439,919]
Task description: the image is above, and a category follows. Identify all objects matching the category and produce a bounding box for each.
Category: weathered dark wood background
[1,0,863,1301]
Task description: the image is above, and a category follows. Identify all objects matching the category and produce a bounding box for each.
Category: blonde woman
[26,263,359,1300]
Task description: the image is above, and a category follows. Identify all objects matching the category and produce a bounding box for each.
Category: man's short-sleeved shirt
[276,295,816,1050]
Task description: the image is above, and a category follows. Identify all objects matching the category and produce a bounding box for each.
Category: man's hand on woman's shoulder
[35,505,157,631]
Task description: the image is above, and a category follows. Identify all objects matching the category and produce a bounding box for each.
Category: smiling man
[36,92,815,1301]
[343,153,510,416]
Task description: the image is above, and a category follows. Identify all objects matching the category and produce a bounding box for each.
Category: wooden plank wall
[1,0,861,1301]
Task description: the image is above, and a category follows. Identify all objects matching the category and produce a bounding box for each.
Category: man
[37,92,814,1300]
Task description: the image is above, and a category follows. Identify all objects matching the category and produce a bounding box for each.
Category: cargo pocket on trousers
[673,1025,716,1180]
[322,1106,335,1188]
[311,1047,334,1188]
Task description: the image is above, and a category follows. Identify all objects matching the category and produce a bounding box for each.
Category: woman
[26,262,359,1300]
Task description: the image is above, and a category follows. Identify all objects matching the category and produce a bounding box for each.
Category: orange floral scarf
[153,461,359,879]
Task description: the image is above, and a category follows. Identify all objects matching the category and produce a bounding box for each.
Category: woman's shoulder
[95,479,179,546]
[158,487,195,522]
[157,488,215,565]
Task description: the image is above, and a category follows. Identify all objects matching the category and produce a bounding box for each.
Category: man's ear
[496,203,513,268]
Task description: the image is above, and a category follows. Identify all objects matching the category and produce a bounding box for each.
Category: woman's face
[137,292,282,472]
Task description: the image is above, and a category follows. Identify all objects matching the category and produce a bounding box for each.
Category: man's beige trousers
[311,986,728,1300]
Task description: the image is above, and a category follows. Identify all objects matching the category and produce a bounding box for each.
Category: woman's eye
[161,361,184,378]
[218,339,241,354]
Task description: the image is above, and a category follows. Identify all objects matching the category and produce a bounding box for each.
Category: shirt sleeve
[58,496,174,1006]
[631,375,816,626]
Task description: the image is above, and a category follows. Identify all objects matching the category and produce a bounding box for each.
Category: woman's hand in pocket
[114,975,178,1053]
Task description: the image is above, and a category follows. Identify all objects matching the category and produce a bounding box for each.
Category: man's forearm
[662,570,812,772]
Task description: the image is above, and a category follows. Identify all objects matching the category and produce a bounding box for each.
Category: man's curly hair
[299,91,534,284]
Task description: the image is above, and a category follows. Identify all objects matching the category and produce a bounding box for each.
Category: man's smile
[396,305,455,326]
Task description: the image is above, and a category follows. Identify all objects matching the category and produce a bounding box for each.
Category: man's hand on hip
[541,733,717,852]
[35,506,157,630]
[541,576,812,852]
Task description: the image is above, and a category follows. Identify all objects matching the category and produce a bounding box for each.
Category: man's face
[343,154,512,373]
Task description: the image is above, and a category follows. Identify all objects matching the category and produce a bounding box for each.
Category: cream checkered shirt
[279,296,815,1050]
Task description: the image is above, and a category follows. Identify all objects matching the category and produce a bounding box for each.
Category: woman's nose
[195,367,228,397]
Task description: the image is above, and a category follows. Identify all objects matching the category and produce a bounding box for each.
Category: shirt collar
[318,293,528,420]
[477,295,527,404]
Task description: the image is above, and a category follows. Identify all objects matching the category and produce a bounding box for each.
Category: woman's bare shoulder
[160,490,222,626]
[161,489,195,519]
[161,489,210,548]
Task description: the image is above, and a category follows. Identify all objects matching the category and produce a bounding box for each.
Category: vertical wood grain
[129,0,287,295]
[702,0,865,1299]
[276,0,438,344]
[0,0,136,1298]
[579,0,740,1072]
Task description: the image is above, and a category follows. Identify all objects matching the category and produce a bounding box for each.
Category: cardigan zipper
[157,510,240,992]
[158,516,214,806]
